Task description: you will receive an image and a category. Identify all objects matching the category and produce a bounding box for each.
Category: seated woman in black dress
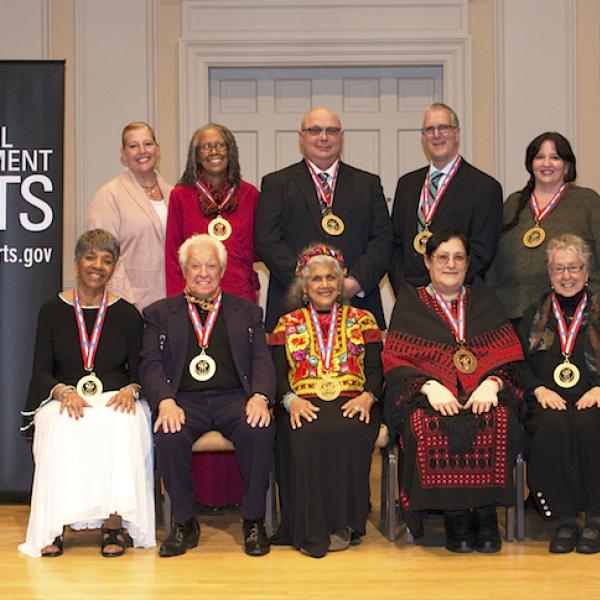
[268,244,383,558]
[518,233,600,554]
[383,229,524,553]
[19,229,155,558]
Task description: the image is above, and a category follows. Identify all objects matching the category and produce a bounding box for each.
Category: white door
[209,65,443,320]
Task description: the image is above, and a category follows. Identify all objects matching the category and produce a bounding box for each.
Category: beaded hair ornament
[295,244,346,275]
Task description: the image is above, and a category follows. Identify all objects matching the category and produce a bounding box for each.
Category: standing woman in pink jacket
[86,121,173,313]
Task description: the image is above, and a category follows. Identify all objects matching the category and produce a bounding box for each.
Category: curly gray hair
[286,253,348,311]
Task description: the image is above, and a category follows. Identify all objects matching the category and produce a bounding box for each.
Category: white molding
[182,0,468,39]
[146,0,158,139]
[42,0,52,58]
[493,0,506,186]
[565,0,577,149]
[74,0,86,236]
[179,37,471,170]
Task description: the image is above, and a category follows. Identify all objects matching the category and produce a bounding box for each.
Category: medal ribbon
[187,291,223,349]
[73,288,109,371]
[306,160,340,210]
[551,291,587,357]
[419,155,462,226]
[428,284,466,343]
[530,183,568,225]
[308,302,338,372]
[195,179,237,214]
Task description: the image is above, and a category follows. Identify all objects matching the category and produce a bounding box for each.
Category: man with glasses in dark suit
[255,107,392,331]
[389,102,503,293]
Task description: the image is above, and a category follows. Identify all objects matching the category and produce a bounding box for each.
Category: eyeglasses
[199,142,228,154]
[549,264,585,275]
[301,127,342,137]
[421,125,457,137]
[430,253,467,266]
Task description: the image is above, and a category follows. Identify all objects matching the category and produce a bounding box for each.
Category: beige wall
[51,0,76,274]
[35,0,600,271]
[576,0,600,189]
[468,0,496,177]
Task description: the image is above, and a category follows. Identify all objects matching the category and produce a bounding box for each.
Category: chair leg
[386,445,397,542]
[516,453,525,541]
[379,447,387,532]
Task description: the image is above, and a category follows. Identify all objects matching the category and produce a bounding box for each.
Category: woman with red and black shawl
[383,229,524,553]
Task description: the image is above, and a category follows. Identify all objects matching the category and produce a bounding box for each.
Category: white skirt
[18,392,156,557]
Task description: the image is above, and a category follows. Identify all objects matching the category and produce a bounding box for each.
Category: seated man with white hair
[140,233,275,557]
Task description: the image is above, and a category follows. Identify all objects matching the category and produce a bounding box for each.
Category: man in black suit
[140,234,275,557]
[255,107,392,331]
[389,103,503,292]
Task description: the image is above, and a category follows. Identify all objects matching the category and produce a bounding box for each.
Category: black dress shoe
[243,519,270,556]
[159,518,200,557]
[549,524,578,554]
[576,524,600,554]
[444,510,475,553]
[473,505,501,553]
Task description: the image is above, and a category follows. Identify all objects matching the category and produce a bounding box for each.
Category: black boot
[473,505,501,553]
[444,509,475,553]
[159,518,200,557]
[243,518,270,556]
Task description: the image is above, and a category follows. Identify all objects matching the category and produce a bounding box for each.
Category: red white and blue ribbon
[309,302,338,372]
[428,284,466,343]
[195,178,237,213]
[530,183,568,225]
[551,291,587,357]
[306,159,340,209]
[419,155,462,226]
[187,291,223,349]
[73,288,108,371]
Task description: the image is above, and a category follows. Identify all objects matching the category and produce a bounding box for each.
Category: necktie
[318,172,331,197]
[430,170,443,199]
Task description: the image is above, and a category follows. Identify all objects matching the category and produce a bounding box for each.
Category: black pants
[155,388,275,523]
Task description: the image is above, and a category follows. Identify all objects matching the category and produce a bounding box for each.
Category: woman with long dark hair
[488,132,600,322]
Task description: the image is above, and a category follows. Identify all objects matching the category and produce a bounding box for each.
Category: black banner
[0,61,64,496]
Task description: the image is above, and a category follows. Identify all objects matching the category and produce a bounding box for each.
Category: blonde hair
[121,121,157,147]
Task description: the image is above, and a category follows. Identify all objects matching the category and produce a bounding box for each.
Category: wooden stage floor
[2,454,599,600]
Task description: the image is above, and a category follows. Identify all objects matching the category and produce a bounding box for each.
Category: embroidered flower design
[291,348,308,362]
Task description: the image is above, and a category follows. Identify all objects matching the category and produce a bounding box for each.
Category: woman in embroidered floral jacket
[268,244,383,558]
[383,229,523,554]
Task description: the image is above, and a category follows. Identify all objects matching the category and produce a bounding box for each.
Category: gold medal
[315,377,342,401]
[208,216,232,241]
[553,360,580,389]
[189,352,217,382]
[76,372,103,398]
[321,213,345,236]
[523,226,545,248]
[413,229,433,255]
[453,347,478,374]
